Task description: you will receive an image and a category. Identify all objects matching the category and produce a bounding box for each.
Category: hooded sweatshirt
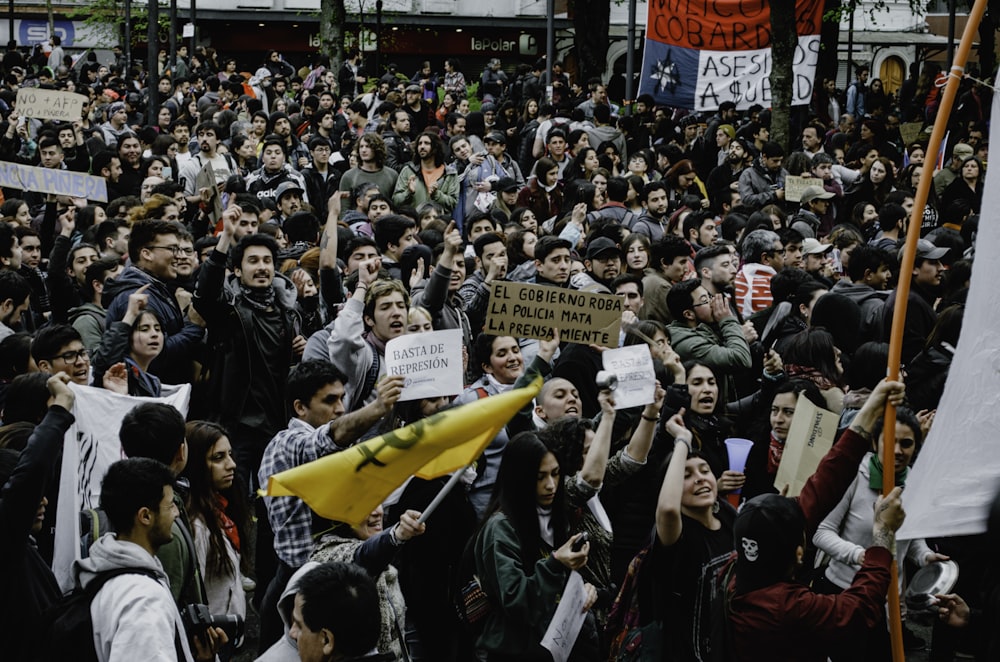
[74,534,194,662]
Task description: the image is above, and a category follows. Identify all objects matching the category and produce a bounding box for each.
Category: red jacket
[730,428,894,661]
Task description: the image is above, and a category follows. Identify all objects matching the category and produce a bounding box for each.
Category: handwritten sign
[639,0,824,111]
[541,570,589,662]
[0,161,108,202]
[783,174,818,203]
[774,393,838,497]
[485,281,622,348]
[16,87,86,122]
[601,344,656,409]
[899,122,924,149]
[385,329,463,402]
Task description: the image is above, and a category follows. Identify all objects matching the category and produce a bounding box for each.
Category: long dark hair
[181,421,251,576]
[480,432,569,569]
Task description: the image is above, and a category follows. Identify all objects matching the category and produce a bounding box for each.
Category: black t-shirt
[640,505,736,660]
[242,305,288,432]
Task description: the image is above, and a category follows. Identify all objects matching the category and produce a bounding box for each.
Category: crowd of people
[0,35,992,662]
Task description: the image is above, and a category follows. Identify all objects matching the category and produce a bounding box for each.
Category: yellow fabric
[261,376,542,526]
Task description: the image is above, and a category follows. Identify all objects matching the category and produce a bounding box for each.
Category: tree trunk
[769,0,797,153]
[571,0,610,84]
[320,0,345,73]
[818,0,843,81]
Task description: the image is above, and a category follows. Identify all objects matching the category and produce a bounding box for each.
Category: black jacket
[0,405,75,662]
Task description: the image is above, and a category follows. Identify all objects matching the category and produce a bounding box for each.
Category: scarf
[537,506,554,547]
[485,373,514,393]
[767,431,784,475]
[364,330,387,357]
[239,283,275,311]
[214,494,240,553]
[869,454,907,491]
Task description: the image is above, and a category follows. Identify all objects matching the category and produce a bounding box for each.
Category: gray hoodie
[74,534,194,662]
[255,561,319,662]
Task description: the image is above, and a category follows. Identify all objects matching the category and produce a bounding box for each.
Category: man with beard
[73,457,227,662]
[180,121,238,208]
[0,270,29,340]
[708,137,753,213]
[392,131,458,215]
[696,245,739,299]
[193,206,305,487]
[582,237,620,291]
[104,220,205,385]
[382,109,414,172]
[881,239,948,364]
[738,141,788,211]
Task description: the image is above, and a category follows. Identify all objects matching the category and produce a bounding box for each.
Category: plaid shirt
[258,417,343,567]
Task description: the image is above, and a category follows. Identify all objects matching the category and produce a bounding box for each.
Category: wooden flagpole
[883,1,989,659]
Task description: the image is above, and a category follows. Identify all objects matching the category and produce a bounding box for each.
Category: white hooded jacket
[74,534,195,662]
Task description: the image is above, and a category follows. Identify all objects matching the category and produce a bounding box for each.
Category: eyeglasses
[147,245,184,255]
[692,295,712,307]
[52,348,89,363]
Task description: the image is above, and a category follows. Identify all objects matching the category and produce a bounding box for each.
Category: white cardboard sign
[385,329,463,402]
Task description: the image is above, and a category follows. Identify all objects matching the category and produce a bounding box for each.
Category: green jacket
[668,315,752,404]
[392,162,459,214]
[474,512,568,658]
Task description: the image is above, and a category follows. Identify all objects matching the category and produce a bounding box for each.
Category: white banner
[601,344,656,410]
[385,329,463,402]
[899,76,1000,540]
[53,383,191,591]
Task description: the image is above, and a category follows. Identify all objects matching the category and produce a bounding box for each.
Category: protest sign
[52,383,192,590]
[899,122,924,148]
[784,175,818,203]
[385,328,464,401]
[541,571,589,662]
[639,0,824,111]
[601,344,656,409]
[16,87,86,121]
[774,393,838,497]
[484,281,622,348]
[0,161,108,202]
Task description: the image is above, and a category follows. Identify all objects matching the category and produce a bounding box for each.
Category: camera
[181,604,245,647]
[595,370,618,391]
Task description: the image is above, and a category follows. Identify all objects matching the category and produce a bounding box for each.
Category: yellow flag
[262,376,542,526]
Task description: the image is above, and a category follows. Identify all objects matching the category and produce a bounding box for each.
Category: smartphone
[571,532,589,552]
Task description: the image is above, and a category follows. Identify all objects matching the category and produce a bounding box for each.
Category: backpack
[79,508,113,558]
[451,534,494,635]
[35,567,184,662]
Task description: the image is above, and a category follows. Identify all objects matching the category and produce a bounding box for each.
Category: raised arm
[655,409,693,547]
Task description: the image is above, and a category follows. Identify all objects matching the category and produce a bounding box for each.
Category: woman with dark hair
[813,406,946,660]
[0,199,31,227]
[782,327,846,413]
[629,400,738,661]
[622,233,651,276]
[845,155,895,212]
[506,226,537,269]
[563,147,600,183]
[155,105,175,133]
[181,421,251,640]
[665,159,707,211]
[443,58,467,99]
[91,288,165,397]
[941,155,984,214]
[743,378,828,500]
[516,156,563,224]
[849,201,879,241]
[473,431,598,661]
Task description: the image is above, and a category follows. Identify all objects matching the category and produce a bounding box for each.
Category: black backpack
[35,567,183,662]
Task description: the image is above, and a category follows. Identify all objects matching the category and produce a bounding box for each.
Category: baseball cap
[952,143,974,158]
[404,83,421,93]
[274,181,305,202]
[494,176,518,193]
[916,239,948,260]
[485,130,506,145]
[801,238,833,255]
[585,237,620,261]
[733,494,806,595]
[800,185,835,204]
